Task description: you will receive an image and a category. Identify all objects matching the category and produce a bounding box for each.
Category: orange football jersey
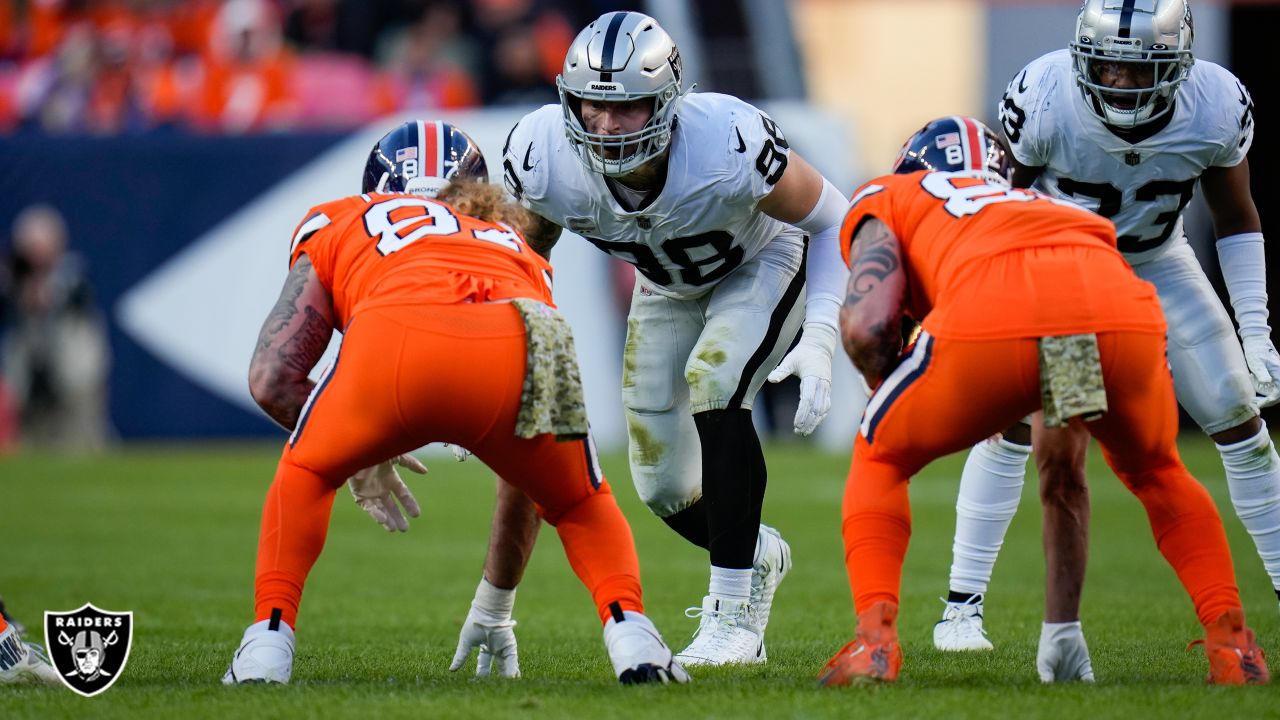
[840,171,1165,340]
[288,192,554,328]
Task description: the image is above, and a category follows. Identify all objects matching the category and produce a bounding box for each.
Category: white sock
[709,566,752,602]
[1217,421,1280,591]
[949,436,1031,594]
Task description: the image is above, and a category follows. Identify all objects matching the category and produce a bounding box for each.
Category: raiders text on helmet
[556,11,688,176]
[362,121,489,197]
[1070,0,1194,128]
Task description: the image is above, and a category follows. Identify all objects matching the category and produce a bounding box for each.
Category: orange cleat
[817,601,903,686]
[1189,608,1270,685]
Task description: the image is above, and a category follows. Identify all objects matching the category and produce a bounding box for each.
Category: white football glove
[450,579,519,678]
[444,444,472,462]
[767,322,836,436]
[1036,621,1095,683]
[1242,334,1280,407]
[346,453,426,532]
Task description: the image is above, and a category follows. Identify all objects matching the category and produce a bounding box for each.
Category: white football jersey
[503,93,794,299]
[997,49,1255,265]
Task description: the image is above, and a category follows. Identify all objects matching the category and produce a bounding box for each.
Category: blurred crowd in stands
[0,0,627,135]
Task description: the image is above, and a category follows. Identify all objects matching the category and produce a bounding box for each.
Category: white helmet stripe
[435,121,447,178]
[416,120,426,178]
[951,115,973,170]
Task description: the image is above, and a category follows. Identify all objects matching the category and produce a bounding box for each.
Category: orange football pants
[253,303,643,628]
[843,329,1241,626]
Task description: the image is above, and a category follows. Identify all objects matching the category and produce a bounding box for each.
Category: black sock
[695,408,766,570]
[661,499,710,549]
[947,590,981,604]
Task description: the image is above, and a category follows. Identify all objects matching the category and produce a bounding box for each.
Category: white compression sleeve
[793,178,850,330]
[1217,232,1270,337]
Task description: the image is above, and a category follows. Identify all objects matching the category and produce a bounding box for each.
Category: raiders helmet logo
[44,603,134,697]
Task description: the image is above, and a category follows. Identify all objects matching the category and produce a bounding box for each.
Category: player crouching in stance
[494,11,849,668]
[935,0,1280,657]
[818,117,1268,686]
[222,120,687,686]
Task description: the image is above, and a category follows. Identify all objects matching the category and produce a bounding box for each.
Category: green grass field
[2,435,1278,718]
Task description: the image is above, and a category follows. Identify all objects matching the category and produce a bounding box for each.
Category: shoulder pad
[998,51,1067,165]
[288,196,355,257]
[503,106,559,203]
[700,94,791,193]
[1190,61,1256,162]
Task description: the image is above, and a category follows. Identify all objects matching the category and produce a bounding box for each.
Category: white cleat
[675,596,765,667]
[603,609,690,685]
[222,619,295,684]
[0,624,61,685]
[750,524,791,639]
[933,595,994,652]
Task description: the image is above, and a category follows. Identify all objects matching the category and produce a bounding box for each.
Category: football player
[932,0,1280,664]
[820,116,1268,686]
[221,121,688,686]
[455,11,850,668]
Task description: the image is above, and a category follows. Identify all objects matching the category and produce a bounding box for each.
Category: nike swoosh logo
[847,644,866,659]
[1238,84,1249,106]
[523,143,535,171]
[1017,70,1028,94]
[734,128,746,154]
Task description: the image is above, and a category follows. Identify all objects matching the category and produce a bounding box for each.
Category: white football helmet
[556,11,688,176]
[1069,0,1194,128]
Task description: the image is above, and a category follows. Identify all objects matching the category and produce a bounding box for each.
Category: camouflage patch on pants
[1039,333,1108,428]
[511,299,589,440]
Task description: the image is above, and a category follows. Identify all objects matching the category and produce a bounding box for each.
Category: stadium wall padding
[0,132,349,439]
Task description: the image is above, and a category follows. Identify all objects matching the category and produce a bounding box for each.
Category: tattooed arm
[838,216,906,389]
[523,211,563,261]
[248,255,336,430]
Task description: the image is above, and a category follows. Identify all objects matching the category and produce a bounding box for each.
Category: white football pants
[623,231,806,517]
